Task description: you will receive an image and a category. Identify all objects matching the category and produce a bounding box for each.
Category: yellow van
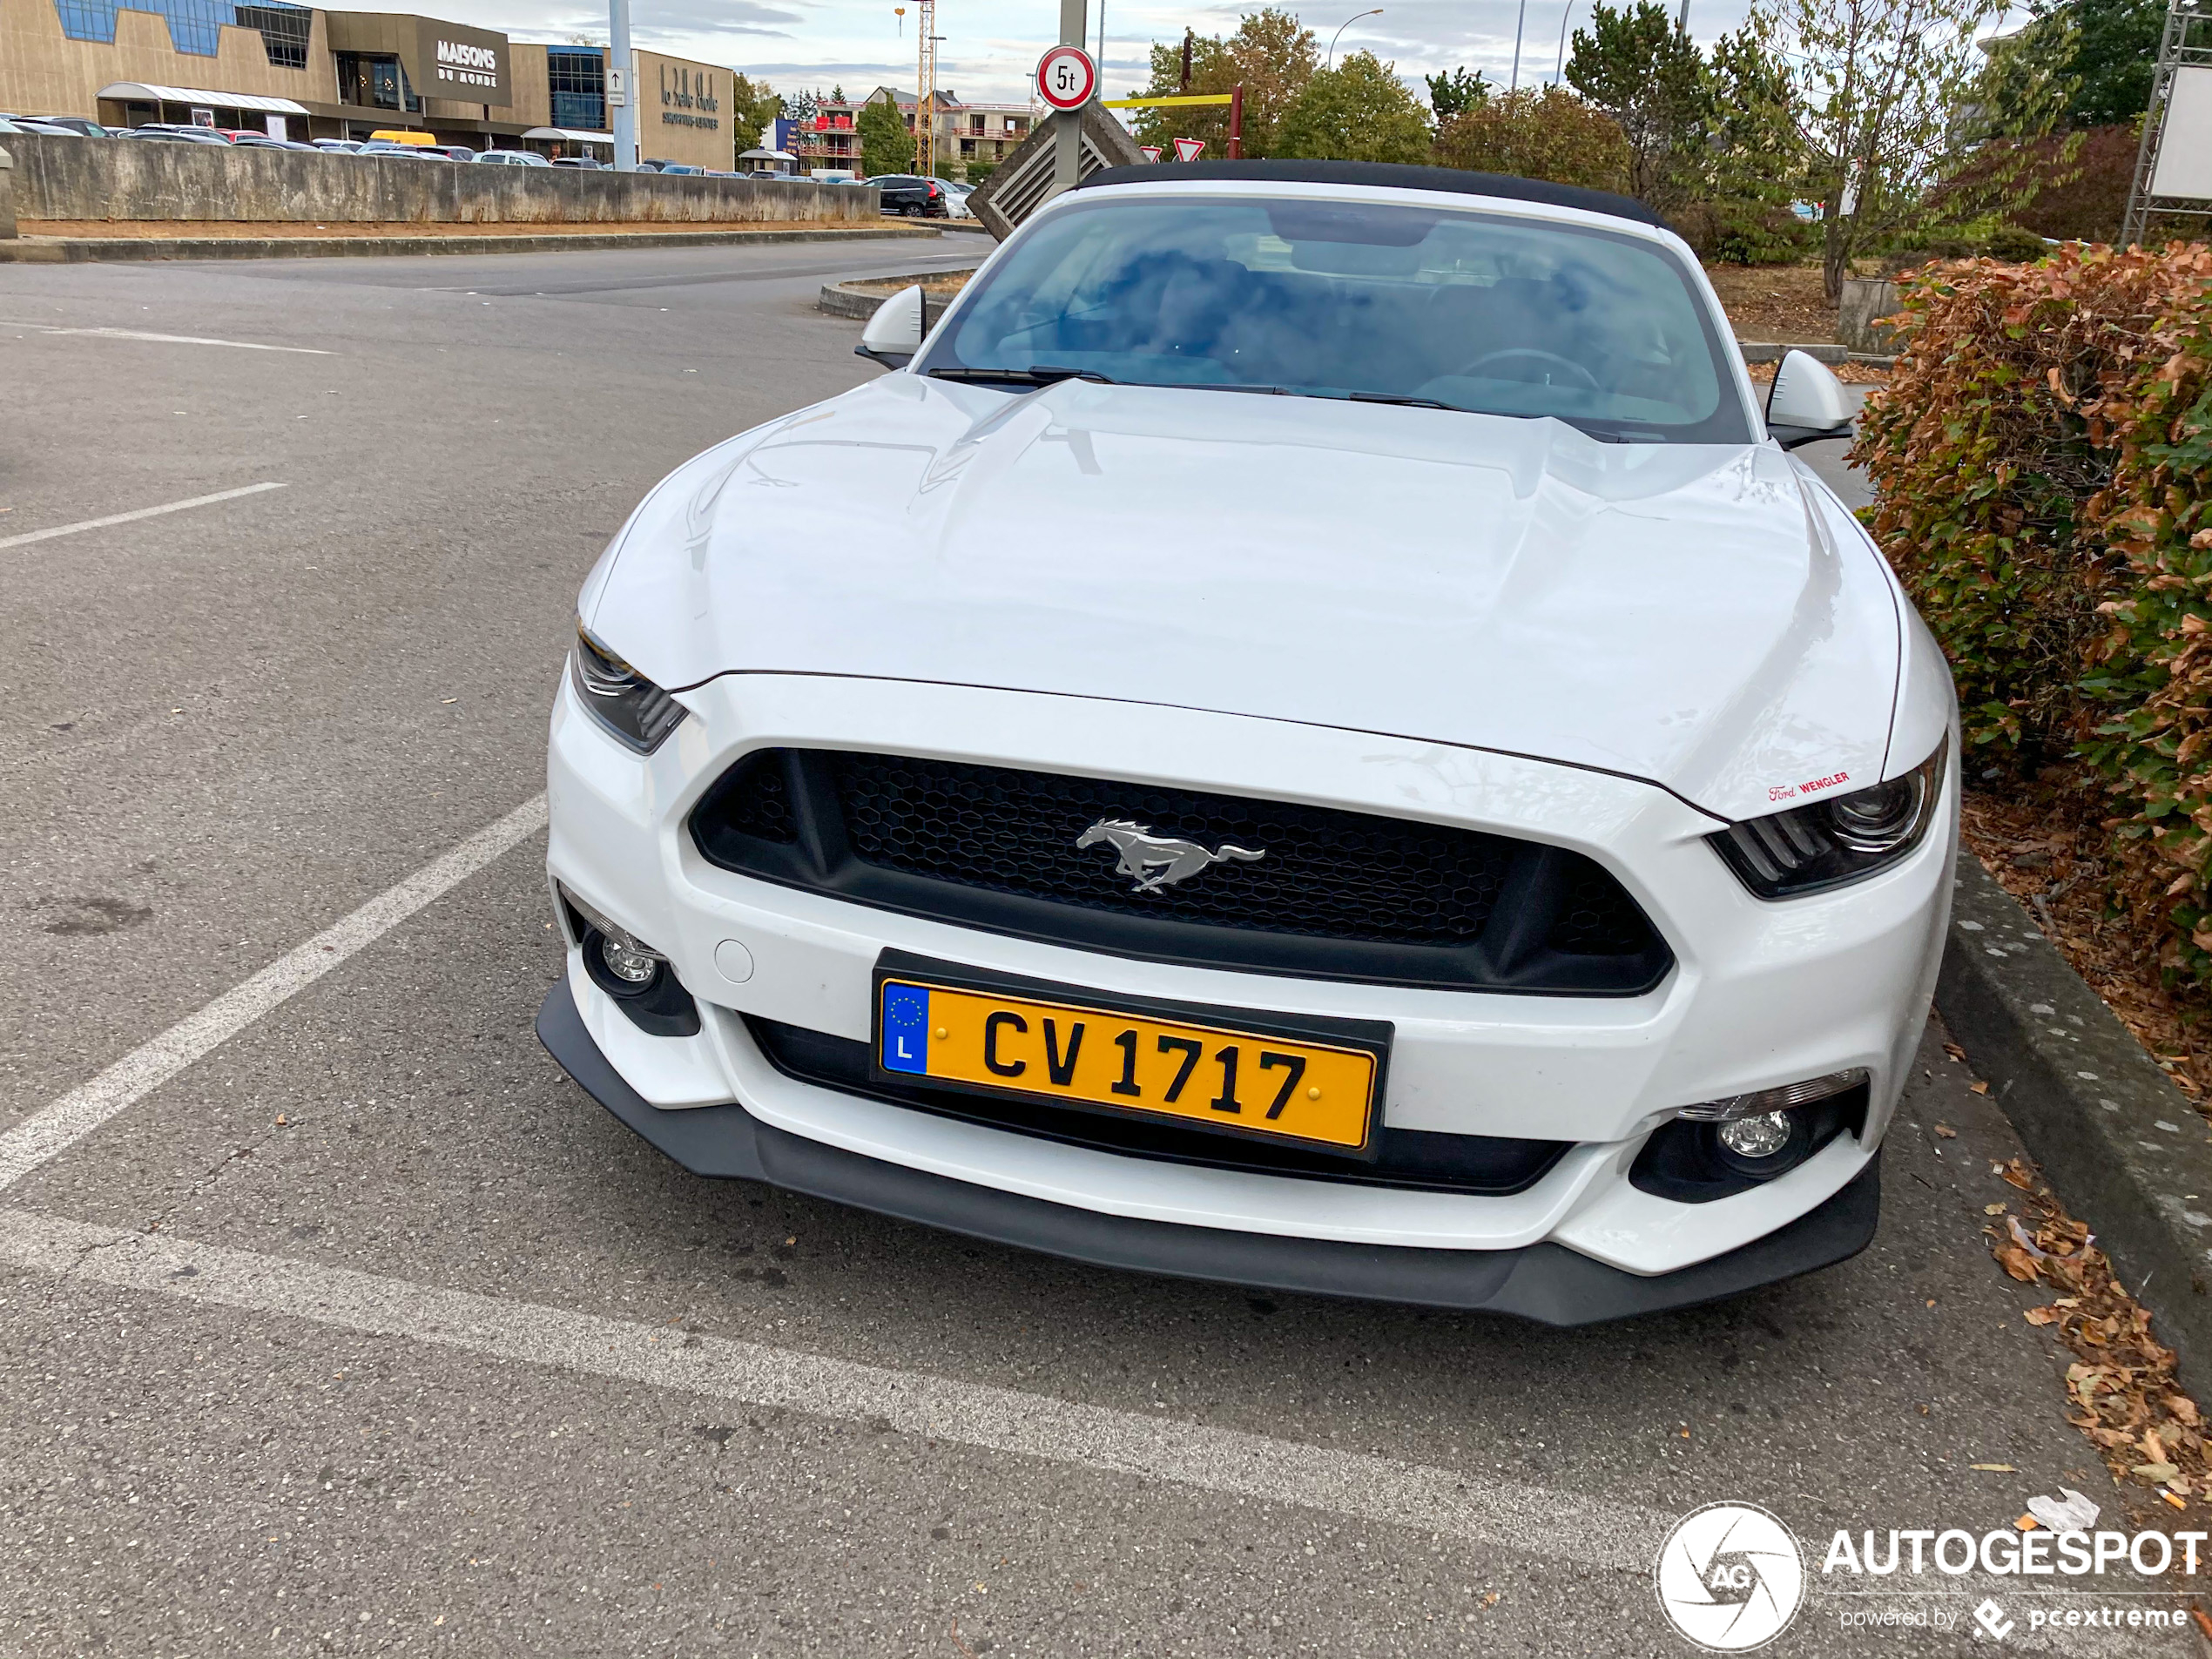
[367,129,435,146]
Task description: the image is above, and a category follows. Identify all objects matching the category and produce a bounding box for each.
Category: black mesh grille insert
[832,752,1514,945]
[690,750,1671,995]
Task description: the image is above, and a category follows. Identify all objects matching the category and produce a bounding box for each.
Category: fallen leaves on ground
[1987,1157,2209,1504]
[1960,788,2211,1111]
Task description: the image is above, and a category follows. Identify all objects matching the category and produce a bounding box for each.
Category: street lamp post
[1326,8,1382,68]
[608,0,636,171]
[1510,0,1527,90]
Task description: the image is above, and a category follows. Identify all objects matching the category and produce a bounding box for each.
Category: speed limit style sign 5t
[1035,44,1097,111]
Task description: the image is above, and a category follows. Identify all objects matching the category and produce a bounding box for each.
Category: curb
[1936,851,2212,1385]
[1734,340,1895,367]
[0,223,944,263]
[819,272,974,324]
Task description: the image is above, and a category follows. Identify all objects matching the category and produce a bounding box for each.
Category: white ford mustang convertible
[538,159,1958,1323]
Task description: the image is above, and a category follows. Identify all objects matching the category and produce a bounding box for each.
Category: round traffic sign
[1035,44,1097,111]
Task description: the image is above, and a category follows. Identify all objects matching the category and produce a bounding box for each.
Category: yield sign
[1141,145,1162,163]
[1172,137,1206,162]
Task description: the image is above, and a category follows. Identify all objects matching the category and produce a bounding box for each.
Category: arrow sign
[1173,137,1206,162]
[1141,145,1162,162]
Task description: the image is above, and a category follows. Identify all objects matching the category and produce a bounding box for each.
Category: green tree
[1426,66,1488,120]
[1275,51,1432,162]
[1689,17,1814,261]
[731,74,781,145]
[1762,0,2013,302]
[1565,0,1711,211]
[858,94,915,176]
[1130,10,1318,158]
[1433,85,1631,192]
[1979,0,2160,129]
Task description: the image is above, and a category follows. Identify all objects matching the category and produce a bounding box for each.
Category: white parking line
[0,794,548,1191]
[0,482,289,553]
[0,1203,1666,1571]
[0,321,334,354]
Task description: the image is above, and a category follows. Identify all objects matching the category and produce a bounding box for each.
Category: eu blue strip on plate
[880,981,930,1074]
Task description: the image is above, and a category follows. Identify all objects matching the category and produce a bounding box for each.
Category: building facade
[0,0,738,169]
[832,86,1034,179]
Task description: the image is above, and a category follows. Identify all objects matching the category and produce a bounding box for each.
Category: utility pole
[1053,0,1086,194]
[608,0,636,170]
[1509,0,1527,91]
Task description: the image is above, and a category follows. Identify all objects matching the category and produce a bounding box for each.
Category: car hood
[587,376,1902,824]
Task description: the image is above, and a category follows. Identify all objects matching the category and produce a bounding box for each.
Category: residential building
[856,84,1035,177]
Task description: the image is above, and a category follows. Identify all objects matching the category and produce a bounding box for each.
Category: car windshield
[922,194,1747,443]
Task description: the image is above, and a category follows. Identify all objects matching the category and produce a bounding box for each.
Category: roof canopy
[97,82,309,115]
[739,148,796,161]
[521,125,614,145]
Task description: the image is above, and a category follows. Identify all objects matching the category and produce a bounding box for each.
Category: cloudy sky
[401,0,1779,109]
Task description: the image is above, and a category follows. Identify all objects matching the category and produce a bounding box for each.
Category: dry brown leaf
[1985,1202,2009,1215]
[1969,1080,1992,1095]
[1999,1246,2042,1283]
[1970,1462,2018,1472]
[1935,1124,1958,1138]
[2026,1305,2063,1325]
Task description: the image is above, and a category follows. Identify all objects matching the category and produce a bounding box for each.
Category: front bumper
[546,669,1949,1286]
[539,975,1881,1323]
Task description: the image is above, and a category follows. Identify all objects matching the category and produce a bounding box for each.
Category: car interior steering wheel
[1455,348,1600,389]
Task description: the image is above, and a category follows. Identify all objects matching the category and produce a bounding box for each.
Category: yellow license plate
[874,971,1384,1155]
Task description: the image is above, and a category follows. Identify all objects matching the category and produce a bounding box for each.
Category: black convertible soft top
[1073,158,1671,233]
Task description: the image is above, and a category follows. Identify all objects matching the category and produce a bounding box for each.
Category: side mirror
[1765,349,1854,449]
[856,284,925,369]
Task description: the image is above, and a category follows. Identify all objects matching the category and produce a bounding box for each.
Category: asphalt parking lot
[0,239,2190,1658]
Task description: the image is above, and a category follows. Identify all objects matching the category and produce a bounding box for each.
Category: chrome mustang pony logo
[1076,818,1266,894]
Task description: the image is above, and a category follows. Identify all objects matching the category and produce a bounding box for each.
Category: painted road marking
[0,482,289,553]
[0,320,334,354]
[0,1204,1666,1571]
[0,1206,2169,1654]
[0,794,548,1191]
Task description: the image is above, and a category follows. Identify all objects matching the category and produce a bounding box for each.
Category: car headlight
[1710,738,1946,899]
[570,624,686,753]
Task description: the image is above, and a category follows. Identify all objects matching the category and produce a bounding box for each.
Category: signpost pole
[1053,0,1087,196]
[1228,83,1243,157]
[608,0,637,172]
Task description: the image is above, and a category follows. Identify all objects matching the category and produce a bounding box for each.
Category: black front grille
[691,750,1671,995]
[747,1015,1570,1196]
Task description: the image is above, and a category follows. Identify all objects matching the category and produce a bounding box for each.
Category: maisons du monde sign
[659,63,721,130]
[414,18,508,102]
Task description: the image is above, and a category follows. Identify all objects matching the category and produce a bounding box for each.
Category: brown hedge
[1852,242,2212,984]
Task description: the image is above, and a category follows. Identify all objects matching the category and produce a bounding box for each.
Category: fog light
[599,932,660,984]
[1717,1111,1793,1160]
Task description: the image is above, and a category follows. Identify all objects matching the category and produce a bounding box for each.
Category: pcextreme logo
[1655,1502,1806,1651]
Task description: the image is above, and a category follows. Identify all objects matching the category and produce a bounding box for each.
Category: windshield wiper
[1346,391,1454,411]
[927,365,1116,386]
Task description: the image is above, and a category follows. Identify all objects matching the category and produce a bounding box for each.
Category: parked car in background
[476,150,553,166]
[213,128,268,142]
[648,160,706,175]
[552,156,604,169]
[227,134,291,149]
[357,140,440,158]
[0,117,26,134]
[424,145,475,161]
[865,174,948,217]
[313,138,364,152]
[120,125,232,145]
[942,181,975,219]
[24,115,112,136]
[1,115,84,136]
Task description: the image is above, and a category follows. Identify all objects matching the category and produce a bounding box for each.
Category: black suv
[865,175,949,217]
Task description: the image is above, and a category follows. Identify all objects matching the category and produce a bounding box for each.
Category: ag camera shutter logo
[1655,1502,1805,1650]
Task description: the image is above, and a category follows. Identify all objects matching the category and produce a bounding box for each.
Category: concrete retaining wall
[5,134,875,226]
